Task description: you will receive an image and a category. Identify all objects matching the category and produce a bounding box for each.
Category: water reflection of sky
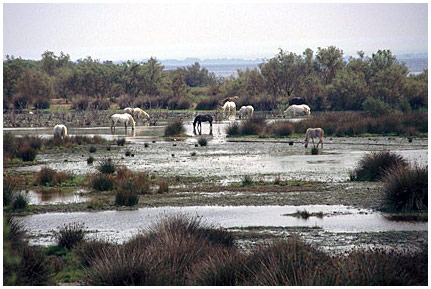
[16,205,427,246]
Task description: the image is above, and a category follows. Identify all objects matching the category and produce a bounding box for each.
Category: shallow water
[10,120,428,183]
[22,189,90,205]
[16,205,427,246]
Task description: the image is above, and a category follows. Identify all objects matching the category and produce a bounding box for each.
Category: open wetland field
[4,113,428,285]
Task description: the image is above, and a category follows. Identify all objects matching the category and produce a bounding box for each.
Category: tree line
[3,46,428,113]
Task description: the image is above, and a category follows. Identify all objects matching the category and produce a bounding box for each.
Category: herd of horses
[53,101,324,148]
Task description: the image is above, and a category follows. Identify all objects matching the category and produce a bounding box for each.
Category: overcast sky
[3,2,428,61]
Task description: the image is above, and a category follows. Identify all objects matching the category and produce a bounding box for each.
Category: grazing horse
[238,105,254,119]
[124,107,134,115]
[222,101,236,118]
[304,128,324,148]
[133,108,150,124]
[53,124,68,139]
[284,104,311,117]
[193,114,213,135]
[110,113,135,132]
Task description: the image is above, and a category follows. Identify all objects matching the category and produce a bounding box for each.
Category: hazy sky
[3,3,428,61]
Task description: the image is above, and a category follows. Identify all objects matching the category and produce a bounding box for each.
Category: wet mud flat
[5,121,428,253]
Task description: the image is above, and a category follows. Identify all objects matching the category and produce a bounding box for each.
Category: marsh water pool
[6,119,428,252]
[8,120,428,184]
[15,204,427,247]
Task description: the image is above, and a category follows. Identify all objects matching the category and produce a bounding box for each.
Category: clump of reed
[382,164,428,213]
[350,151,408,181]
[241,175,254,186]
[4,217,53,285]
[36,167,73,186]
[91,174,114,191]
[197,137,208,146]
[164,119,185,137]
[85,215,235,286]
[11,193,29,210]
[97,158,116,174]
[55,222,87,250]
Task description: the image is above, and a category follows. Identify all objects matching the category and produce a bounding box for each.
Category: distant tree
[15,68,54,109]
[171,70,188,98]
[315,46,345,84]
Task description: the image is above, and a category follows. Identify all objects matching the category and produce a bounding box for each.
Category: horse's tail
[63,126,68,138]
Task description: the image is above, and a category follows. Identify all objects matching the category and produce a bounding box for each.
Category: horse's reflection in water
[193,114,213,136]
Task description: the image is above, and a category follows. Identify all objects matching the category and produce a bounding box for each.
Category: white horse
[304,128,324,148]
[238,105,254,119]
[133,108,150,124]
[222,101,236,118]
[110,113,135,132]
[123,107,134,115]
[53,124,68,139]
[284,104,311,117]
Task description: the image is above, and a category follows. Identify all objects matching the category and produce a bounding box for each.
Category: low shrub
[18,145,37,162]
[267,121,294,137]
[71,97,89,111]
[197,137,208,146]
[55,222,86,250]
[242,237,336,286]
[74,239,115,267]
[157,180,169,193]
[36,167,71,186]
[89,146,97,153]
[195,97,220,110]
[240,118,266,136]
[350,151,408,181]
[117,138,126,146]
[4,176,17,206]
[87,156,95,164]
[241,175,253,186]
[115,191,139,206]
[382,165,428,212]
[226,122,240,137]
[97,158,116,174]
[89,99,111,110]
[91,174,114,191]
[85,215,235,286]
[164,119,185,137]
[12,193,29,210]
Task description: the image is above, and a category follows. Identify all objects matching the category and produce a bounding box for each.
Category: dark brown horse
[193,114,213,135]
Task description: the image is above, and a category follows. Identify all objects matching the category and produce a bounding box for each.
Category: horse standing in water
[193,114,213,135]
[53,124,68,139]
[304,128,324,148]
[110,113,135,132]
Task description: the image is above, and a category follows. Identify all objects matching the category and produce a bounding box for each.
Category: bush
[350,151,408,181]
[226,122,240,137]
[33,97,50,109]
[197,137,208,146]
[157,180,169,193]
[18,145,37,162]
[97,158,116,174]
[115,168,151,195]
[362,97,392,115]
[85,215,235,285]
[55,222,86,249]
[74,239,115,267]
[382,165,428,212]
[87,156,95,164]
[242,238,336,286]
[195,97,220,110]
[268,121,294,137]
[4,177,17,206]
[12,193,28,210]
[164,119,185,137]
[89,146,97,153]
[91,174,114,191]
[240,118,266,136]
[115,191,139,206]
[241,175,253,186]
[37,167,56,186]
[71,97,89,111]
[117,138,126,146]
[89,99,111,110]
